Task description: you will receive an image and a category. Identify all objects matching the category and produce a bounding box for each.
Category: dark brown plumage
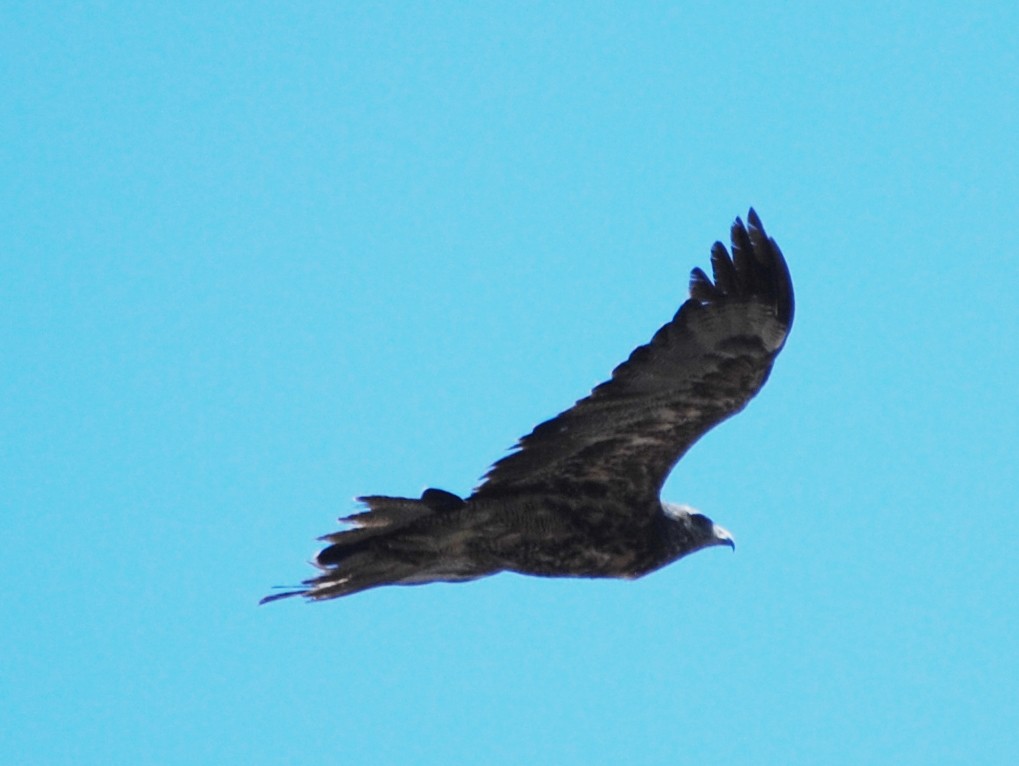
[262,209,793,603]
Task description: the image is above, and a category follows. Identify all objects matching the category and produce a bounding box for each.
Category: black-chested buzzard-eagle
[262,209,793,603]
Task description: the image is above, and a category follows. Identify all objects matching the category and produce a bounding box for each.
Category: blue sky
[3,3,1018,764]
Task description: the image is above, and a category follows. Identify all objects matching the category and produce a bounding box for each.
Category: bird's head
[662,502,736,552]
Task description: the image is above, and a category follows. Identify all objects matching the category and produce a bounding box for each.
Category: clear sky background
[3,3,1017,765]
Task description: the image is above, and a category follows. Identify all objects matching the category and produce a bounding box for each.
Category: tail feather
[318,488,462,559]
[260,488,466,604]
[322,494,436,546]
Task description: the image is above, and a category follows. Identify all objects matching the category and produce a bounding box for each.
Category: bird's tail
[260,488,467,603]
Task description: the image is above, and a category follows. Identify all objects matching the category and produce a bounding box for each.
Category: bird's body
[263,209,793,603]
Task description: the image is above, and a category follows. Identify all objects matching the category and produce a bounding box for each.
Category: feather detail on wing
[473,209,794,501]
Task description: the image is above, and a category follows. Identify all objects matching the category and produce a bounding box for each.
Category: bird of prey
[262,209,793,603]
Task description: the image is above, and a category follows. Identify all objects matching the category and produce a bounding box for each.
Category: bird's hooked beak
[713,524,736,551]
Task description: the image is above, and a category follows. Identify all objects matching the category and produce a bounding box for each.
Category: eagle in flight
[263,209,793,603]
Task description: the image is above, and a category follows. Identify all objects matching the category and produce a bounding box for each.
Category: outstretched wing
[473,209,794,502]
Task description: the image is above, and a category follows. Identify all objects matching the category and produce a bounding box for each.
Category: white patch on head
[712,524,735,547]
[661,501,699,520]
[662,502,736,549]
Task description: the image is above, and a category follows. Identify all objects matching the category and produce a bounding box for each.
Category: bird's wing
[473,209,794,502]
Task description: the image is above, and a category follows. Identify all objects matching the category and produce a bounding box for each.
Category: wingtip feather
[682,208,794,332]
[689,266,721,301]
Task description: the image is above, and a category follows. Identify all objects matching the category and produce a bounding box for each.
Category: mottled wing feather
[473,209,794,501]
